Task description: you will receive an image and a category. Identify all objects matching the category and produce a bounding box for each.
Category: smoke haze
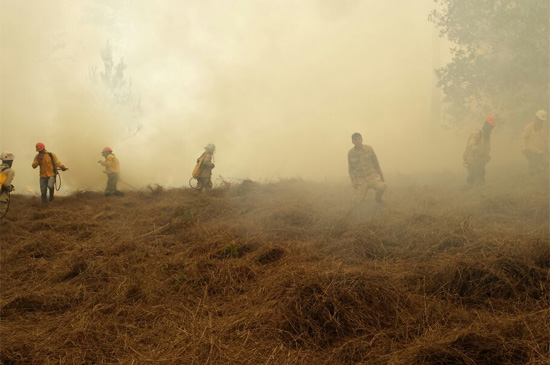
[0,0,531,193]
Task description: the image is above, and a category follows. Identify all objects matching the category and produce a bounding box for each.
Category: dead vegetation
[1,178,548,364]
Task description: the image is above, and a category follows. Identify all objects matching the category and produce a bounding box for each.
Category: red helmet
[102,146,113,153]
[35,142,46,152]
[485,114,497,126]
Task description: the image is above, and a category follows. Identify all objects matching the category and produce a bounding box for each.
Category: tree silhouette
[89,41,143,136]
[430,0,549,128]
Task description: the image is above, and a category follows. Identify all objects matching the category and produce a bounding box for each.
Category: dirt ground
[1,177,549,364]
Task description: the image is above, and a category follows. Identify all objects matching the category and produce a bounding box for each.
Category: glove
[3,185,14,192]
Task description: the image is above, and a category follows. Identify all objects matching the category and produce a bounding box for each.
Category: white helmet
[0,152,14,161]
[535,110,547,121]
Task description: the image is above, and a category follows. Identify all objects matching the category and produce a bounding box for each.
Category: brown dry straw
[1,179,548,363]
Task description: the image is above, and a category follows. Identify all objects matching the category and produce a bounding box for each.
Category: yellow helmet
[535,110,547,121]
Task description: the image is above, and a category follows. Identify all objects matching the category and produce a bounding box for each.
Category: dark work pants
[40,176,56,203]
[467,163,486,186]
[523,150,549,175]
[105,173,124,197]
[197,177,212,192]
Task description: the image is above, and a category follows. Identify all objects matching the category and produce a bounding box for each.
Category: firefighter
[32,143,68,203]
[98,147,124,197]
[348,132,386,207]
[463,114,496,187]
[522,110,548,176]
[0,152,15,206]
[196,143,216,192]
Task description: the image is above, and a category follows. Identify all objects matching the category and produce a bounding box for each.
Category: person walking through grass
[98,147,124,197]
[348,132,386,207]
[32,142,68,203]
[522,110,548,176]
[463,114,496,187]
[195,143,216,193]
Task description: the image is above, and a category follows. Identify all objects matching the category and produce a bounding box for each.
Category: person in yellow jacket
[196,143,216,192]
[98,147,124,197]
[348,132,386,207]
[32,142,68,203]
[0,152,15,207]
[522,110,548,176]
[463,114,496,187]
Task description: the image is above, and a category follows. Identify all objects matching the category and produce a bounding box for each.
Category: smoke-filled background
[0,0,540,193]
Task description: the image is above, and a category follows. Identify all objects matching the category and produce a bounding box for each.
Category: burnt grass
[1,178,549,364]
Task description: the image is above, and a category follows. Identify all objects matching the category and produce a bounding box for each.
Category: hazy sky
[0,0,526,193]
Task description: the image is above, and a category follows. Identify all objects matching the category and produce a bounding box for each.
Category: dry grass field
[1,177,549,364]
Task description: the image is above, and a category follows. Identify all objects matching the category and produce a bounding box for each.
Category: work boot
[41,195,48,203]
[49,190,54,201]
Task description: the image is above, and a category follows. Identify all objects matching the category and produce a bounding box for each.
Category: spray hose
[55,171,62,191]
[54,168,69,191]
[118,178,139,191]
[188,177,200,190]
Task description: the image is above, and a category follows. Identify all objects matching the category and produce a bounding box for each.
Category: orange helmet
[102,146,113,153]
[35,142,46,152]
[485,114,497,126]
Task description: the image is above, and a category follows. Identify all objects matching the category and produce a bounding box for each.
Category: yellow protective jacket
[32,152,65,177]
[463,129,491,165]
[197,152,214,178]
[0,164,15,189]
[522,122,549,154]
[100,153,120,174]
